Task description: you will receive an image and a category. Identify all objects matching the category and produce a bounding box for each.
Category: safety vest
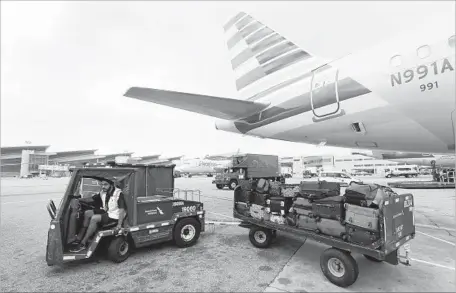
[101,188,122,219]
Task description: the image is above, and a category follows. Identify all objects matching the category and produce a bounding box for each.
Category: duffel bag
[345,182,396,208]
[256,178,270,193]
[281,184,300,197]
[269,181,282,197]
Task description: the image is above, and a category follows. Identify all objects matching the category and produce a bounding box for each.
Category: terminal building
[281,153,402,176]
[0,145,174,178]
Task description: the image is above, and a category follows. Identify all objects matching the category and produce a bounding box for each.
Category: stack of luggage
[233,178,406,248]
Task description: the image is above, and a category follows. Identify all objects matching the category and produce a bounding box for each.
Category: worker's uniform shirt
[92,188,126,220]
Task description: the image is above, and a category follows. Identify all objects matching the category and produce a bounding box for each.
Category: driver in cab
[71,179,126,252]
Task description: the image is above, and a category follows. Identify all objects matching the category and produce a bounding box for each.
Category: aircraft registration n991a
[124,9,455,154]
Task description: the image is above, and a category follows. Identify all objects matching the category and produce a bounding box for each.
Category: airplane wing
[124,87,270,120]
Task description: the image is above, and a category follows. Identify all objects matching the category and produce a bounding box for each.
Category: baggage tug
[233,179,414,288]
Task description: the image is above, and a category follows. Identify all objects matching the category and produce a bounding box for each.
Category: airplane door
[310,65,346,122]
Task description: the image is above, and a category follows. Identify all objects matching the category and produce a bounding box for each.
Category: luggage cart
[233,187,415,288]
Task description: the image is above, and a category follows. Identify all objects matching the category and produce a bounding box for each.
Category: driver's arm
[116,193,127,228]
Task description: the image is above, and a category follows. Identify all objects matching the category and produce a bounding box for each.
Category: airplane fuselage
[215,15,455,154]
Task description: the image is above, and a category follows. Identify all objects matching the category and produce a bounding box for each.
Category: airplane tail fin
[223,12,322,101]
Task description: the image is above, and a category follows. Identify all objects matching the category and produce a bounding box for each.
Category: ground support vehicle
[46,162,205,266]
[232,182,415,288]
[212,153,284,190]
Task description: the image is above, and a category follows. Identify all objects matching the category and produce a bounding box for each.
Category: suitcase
[296,214,318,231]
[345,204,380,232]
[317,218,346,238]
[292,197,312,214]
[235,202,250,216]
[281,184,300,197]
[312,196,345,222]
[318,181,341,196]
[249,191,269,206]
[269,214,286,225]
[250,204,270,221]
[266,197,293,215]
[346,225,380,246]
[344,182,396,207]
[256,178,270,193]
[269,181,282,197]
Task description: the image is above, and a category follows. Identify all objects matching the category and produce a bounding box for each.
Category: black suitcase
[318,180,341,196]
[249,191,269,206]
[266,197,293,215]
[312,196,345,222]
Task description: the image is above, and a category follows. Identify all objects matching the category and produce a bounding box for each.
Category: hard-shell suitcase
[296,214,318,231]
[346,225,380,246]
[317,218,346,238]
[345,204,380,232]
[281,184,300,197]
[266,197,293,215]
[318,181,341,196]
[269,181,282,197]
[312,196,345,222]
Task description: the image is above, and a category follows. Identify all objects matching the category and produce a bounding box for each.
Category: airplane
[370,151,455,169]
[175,154,234,177]
[124,9,455,155]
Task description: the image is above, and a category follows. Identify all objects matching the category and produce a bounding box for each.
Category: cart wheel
[216,184,224,190]
[363,254,383,262]
[107,236,131,263]
[249,226,273,248]
[320,248,359,288]
[174,217,201,248]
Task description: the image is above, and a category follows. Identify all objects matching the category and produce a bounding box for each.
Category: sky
[1,1,453,159]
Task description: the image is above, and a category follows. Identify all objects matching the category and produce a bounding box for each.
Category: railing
[156,188,201,202]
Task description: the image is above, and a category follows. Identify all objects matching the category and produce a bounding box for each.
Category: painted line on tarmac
[2,198,60,205]
[206,211,240,220]
[411,258,455,271]
[416,223,456,232]
[416,231,455,246]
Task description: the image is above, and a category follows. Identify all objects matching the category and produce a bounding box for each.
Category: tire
[216,184,224,190]
[363,254,383,262]
[386,174,392,178]
[173,217,201,248]
[107,236,131,263]
[348,181,354,186]
[320,248,359,288]
[229,180,238,190]
[248,226,273,248]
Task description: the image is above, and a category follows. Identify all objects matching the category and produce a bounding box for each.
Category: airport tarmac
[0,176,454,292]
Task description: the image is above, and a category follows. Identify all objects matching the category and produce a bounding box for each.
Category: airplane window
[449,35,455,48]
[390,55,401,67]
[417,45,431,59]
